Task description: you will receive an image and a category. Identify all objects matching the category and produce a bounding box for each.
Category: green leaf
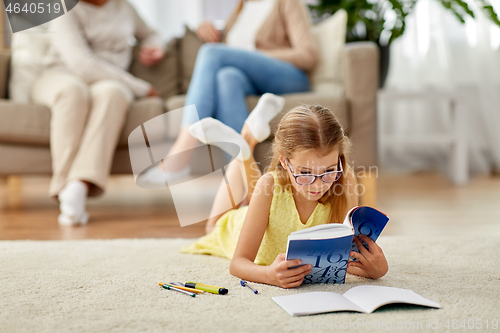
[475,0,500,26]
[310,0,500,44]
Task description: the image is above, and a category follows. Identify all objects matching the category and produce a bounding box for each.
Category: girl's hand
[266,253,312,289]
[347,235,388,279]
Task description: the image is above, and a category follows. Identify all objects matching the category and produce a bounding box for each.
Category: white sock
[137,164,191,189]
[164,165,191,184]
[188,117,251,161]
[137,165,168,189]
[58,180,88,224]
[245,93,285,142]
[58,211,89,226]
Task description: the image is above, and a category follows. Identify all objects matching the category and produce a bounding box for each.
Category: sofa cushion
[311,9,347,97]
[9,24,51,103]
[0,97,164,148]
[163,95,188,140]
[128,39,180,101]
[178,27,204,94]
[0,144,134,175]
[117,97,165,148]
[0,144,53,175]
[0,100,51,145]
[0,50,11,99]
[165,94,186,112]
[165,93,349,140]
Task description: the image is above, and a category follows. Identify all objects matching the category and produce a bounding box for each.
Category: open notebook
[272,285,441,316]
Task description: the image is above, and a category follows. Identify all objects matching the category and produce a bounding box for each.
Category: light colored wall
[203,0,238,29]
[127,0,204,42]
[128,0,243,42]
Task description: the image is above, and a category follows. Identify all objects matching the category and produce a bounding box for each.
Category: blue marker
[240,280,258,294]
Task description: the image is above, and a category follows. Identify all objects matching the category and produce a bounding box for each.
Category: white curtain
[127,0,239,42]
[127,0,204,42]
[380,0,500,175]
[203,0,239,28]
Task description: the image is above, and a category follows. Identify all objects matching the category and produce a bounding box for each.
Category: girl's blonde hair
[267,105,354,224]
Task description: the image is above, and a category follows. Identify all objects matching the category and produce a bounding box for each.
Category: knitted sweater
[223,0,319,74]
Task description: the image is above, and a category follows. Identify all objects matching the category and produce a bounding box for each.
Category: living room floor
[1,172,499,240]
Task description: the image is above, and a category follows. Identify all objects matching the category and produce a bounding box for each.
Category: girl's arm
[229,174,312,288]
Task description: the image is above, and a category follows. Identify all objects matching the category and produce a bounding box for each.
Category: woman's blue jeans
[181,43,311,132]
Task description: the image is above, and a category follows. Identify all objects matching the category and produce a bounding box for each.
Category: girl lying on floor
[180,95,388,288]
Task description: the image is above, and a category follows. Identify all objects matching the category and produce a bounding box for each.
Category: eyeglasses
[285,157,343,185]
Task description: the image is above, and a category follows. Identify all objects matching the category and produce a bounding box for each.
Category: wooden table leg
[7,176,22,209]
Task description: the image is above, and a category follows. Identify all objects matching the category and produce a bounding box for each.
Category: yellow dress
[180,171,332,265]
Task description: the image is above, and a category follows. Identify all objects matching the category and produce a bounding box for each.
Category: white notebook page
[272,291,365,316]
[343,285,441,313]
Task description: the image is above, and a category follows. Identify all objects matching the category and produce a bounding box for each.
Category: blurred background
[128,0,500,178]
[0,0,499,240]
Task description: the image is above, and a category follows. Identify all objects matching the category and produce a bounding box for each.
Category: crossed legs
[139,43,309,187]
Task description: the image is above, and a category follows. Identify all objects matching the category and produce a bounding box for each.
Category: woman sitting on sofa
[141,0,318,185]
[31,0,164,226]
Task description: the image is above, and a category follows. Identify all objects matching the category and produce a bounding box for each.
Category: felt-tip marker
[169,282,204,294]
[185,281,228,295]
[159,283,196,297]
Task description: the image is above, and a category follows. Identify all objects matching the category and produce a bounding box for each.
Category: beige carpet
[1,235,499,333]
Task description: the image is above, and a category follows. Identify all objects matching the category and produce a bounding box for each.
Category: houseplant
[309,0,500,86]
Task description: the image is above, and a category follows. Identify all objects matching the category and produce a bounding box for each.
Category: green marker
[159,283,195,297]
[185,281,228,295]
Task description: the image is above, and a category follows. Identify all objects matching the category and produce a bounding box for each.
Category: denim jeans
[181,43,311,132]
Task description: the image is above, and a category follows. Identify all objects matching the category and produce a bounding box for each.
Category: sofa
[0,28,379,207]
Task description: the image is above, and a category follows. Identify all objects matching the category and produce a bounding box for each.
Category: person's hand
[196,21,221,43]
[147,87,160,97]
[347,235,388,279]
[140,46,164,67]
[266,253,312,288]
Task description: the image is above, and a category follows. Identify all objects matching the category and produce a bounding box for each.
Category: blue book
[285,206,389,284]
